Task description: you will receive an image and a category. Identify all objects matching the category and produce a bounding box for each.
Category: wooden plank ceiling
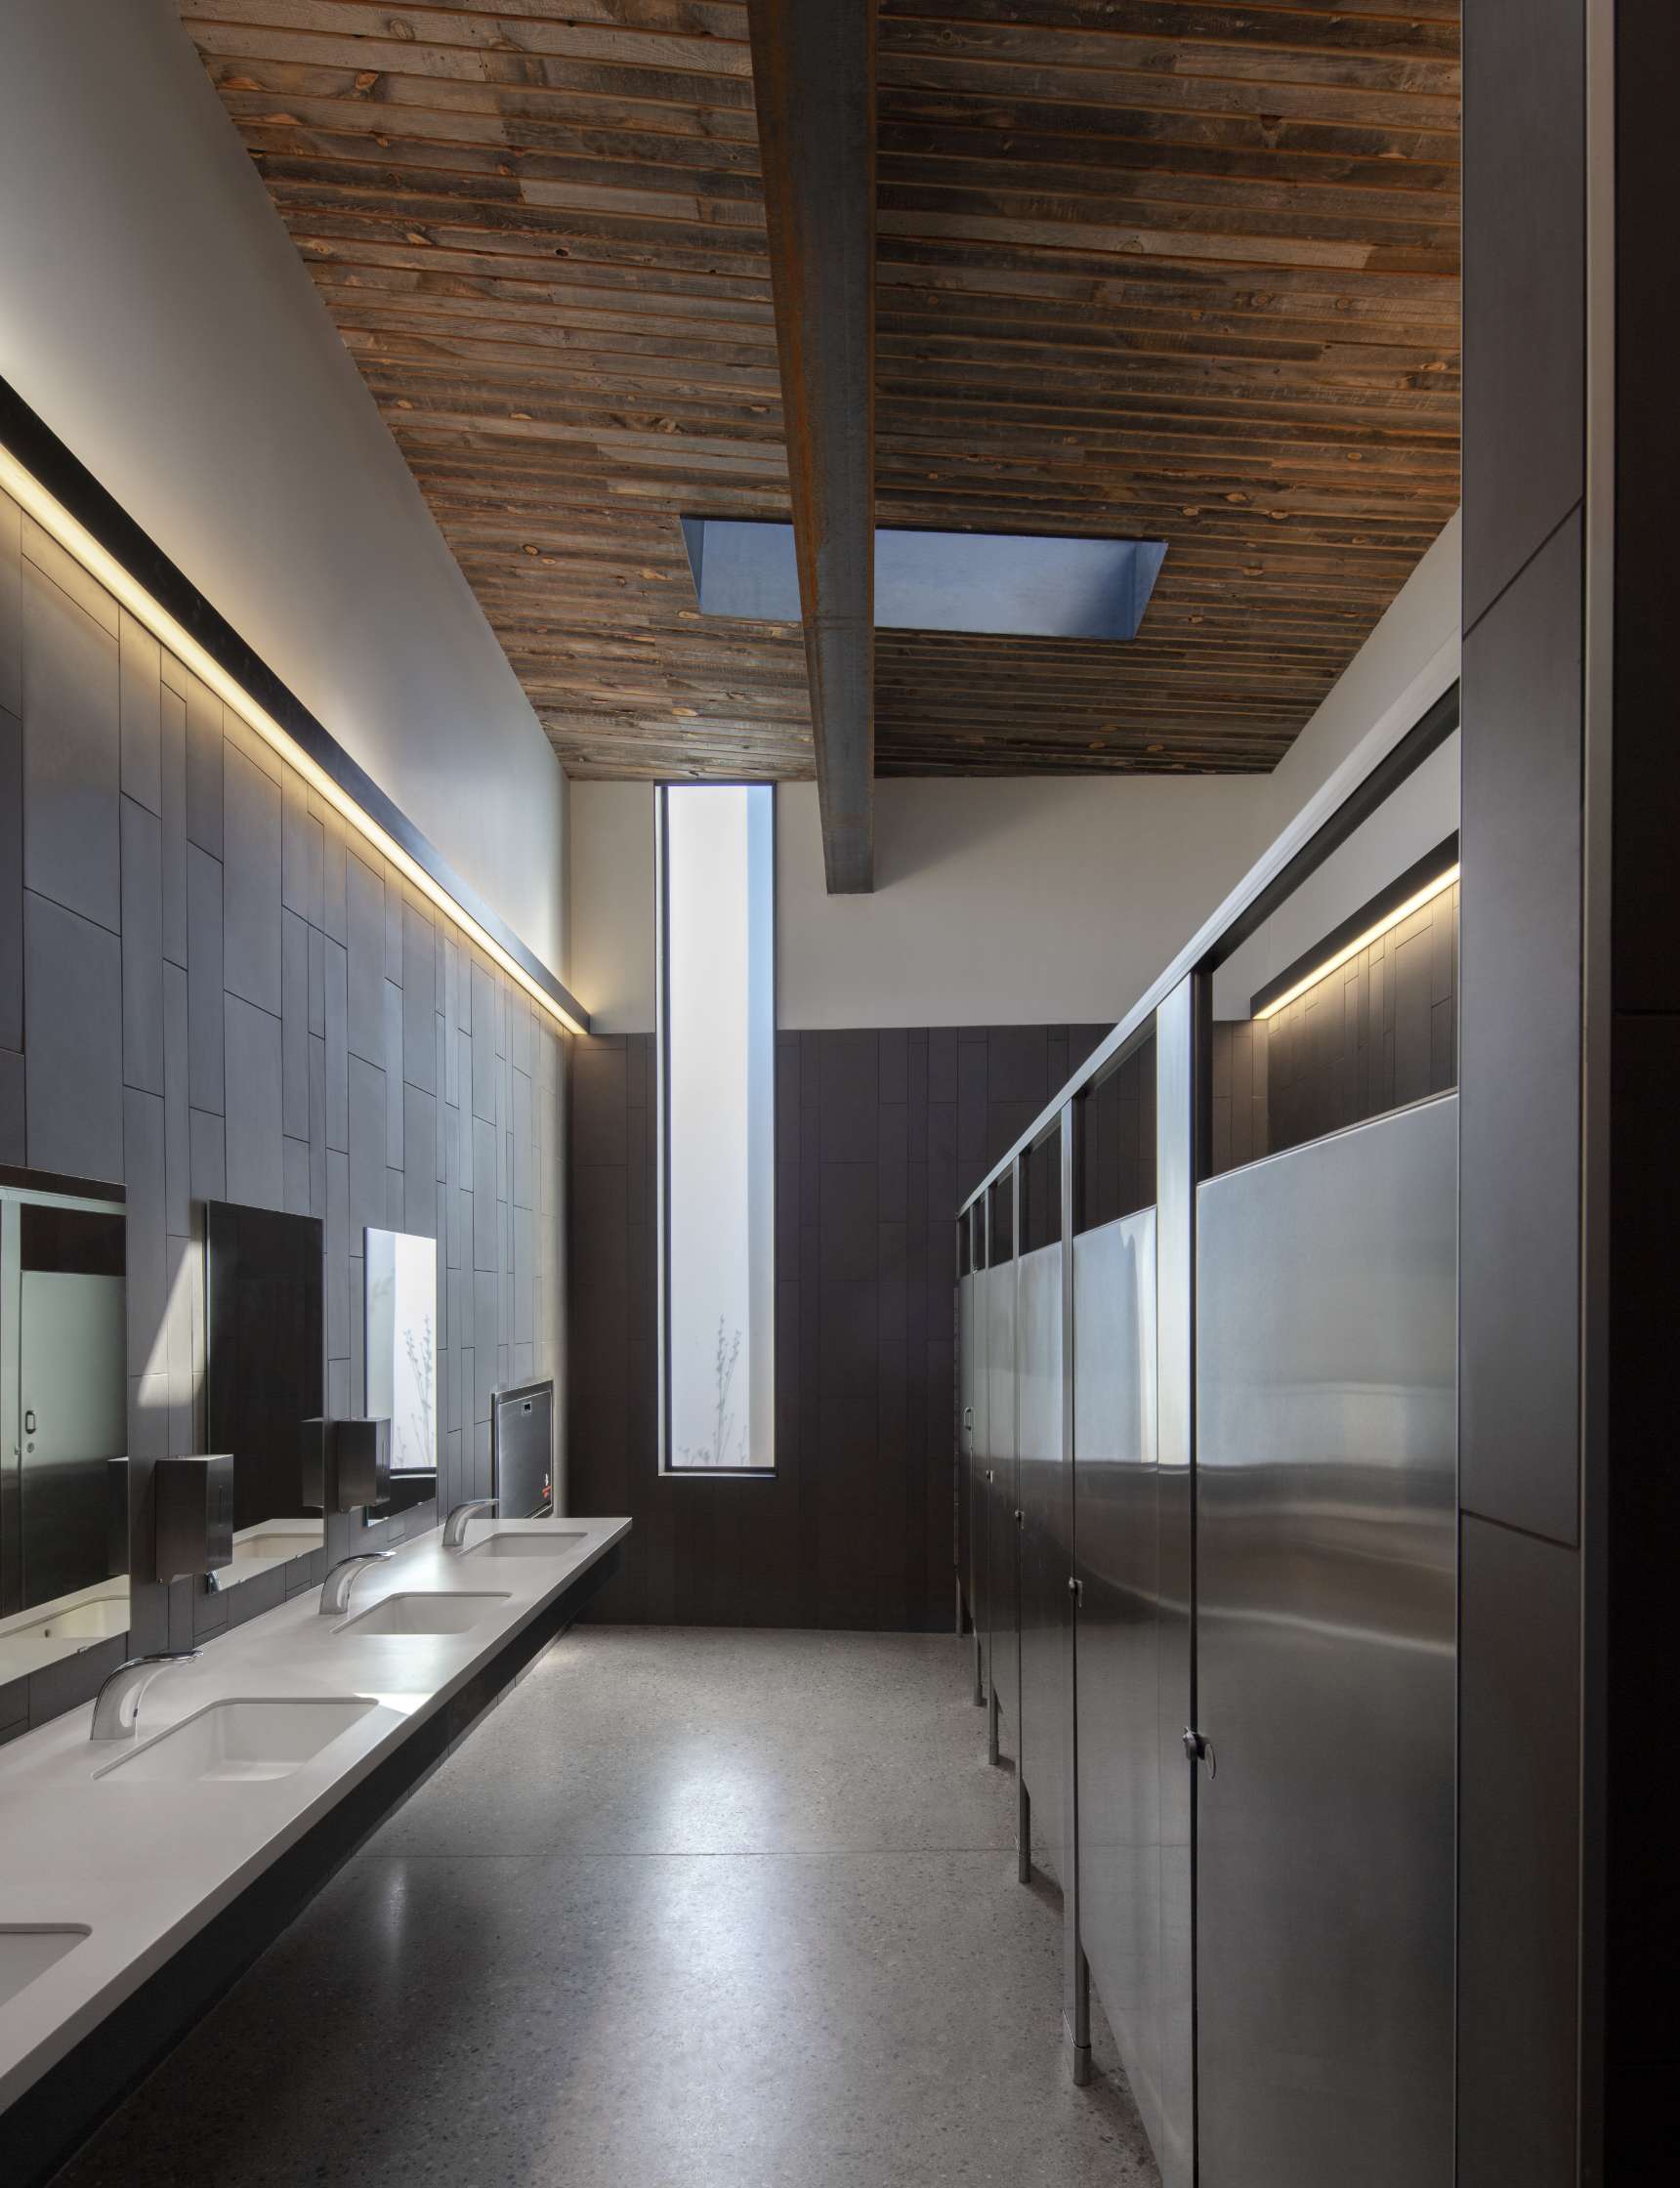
[178,0,1460,779]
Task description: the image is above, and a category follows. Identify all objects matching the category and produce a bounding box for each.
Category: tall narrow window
[657,785,775,1471]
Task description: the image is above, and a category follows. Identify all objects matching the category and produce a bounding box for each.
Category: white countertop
[0,1514,629,2114]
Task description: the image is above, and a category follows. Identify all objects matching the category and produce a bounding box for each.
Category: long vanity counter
[0,1513,629,2127]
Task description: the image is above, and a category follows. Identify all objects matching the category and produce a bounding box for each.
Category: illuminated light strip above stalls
[1251,860,1460,1024]
[0,428,589,1040]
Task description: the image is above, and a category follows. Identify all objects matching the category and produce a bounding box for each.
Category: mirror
[364,1228,437,1509]
[204,1200,325,1582]
[0,1179,129,1679]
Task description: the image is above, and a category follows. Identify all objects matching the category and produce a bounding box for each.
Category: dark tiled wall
[567,1023,1106,1629]
[0,487,566,1739]
[1208,882,1459,1177]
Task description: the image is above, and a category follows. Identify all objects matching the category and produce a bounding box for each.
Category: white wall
[569,775,1263,1031]
[0,0,567,975]
[777,777,1261,1029]
[567,782,657,1031]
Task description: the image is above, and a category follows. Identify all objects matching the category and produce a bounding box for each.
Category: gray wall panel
[183,676,222,859]
[221,740,282,1015]
[117,609,161,817]
[21,553,119,934]
[281,908,309,1140]
[347,1052,386,1236]
[345,849,385,1068]
[1,700,20,1052]
[162,962,189,1237]
[1456,1515,1579,2188]
[0,1046,21,1167]
[1459,515,1582,1544]
[402,900,437,1093]
[0,489,19,717]
[119,794,164,1097]
[280,764,322,929]
[185,844,224,1115]
[158,680,187,969]
[23,889,122,1181]
[1462,0,1584,632]
[123,1086,166,1377]
[224,994,284,1212]
[323,935,349,1154]
[188,1107,225,1204]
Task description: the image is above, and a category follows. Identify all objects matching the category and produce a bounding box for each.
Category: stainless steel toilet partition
[985,1201,1019,1759]
[1016,1185,1069,1885]
[1194,1092,1457,2188]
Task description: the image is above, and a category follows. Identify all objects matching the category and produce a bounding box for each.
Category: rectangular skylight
[679,518,1167,641]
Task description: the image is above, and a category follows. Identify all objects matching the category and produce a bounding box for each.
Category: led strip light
[0,442,588,1039]
[1253,862,1460,1023]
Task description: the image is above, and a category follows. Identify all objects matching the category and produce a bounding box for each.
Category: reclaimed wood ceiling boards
[178,0,1461,779]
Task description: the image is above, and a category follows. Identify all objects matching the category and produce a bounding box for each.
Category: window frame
[655,780,778,1479]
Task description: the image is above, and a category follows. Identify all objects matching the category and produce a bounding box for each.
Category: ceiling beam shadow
[747,0,876,895]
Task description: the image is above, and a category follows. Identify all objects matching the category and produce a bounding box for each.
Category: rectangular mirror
[204,1201,325,1581]
[364,1229,437,1500]
[0,1178,129,1680]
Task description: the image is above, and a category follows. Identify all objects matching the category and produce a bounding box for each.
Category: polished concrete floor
[53,1628,1158,2187]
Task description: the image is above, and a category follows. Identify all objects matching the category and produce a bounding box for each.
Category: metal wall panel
[985,1257,1018,1749]
[1196,1094,1457,2188]
[1072,1208,1167,2159]
[1016,1237,1067,1872]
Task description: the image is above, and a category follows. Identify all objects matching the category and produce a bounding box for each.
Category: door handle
[23,1409,36,1435]
[1183,1727,1216,1779]
[1014,1509,1024,1526]
[985,1469,994,1484]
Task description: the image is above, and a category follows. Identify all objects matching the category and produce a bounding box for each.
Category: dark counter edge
[6,1539,623,2187]
[0,372,587,1036]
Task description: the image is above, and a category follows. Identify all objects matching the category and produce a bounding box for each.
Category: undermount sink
[96,1698,379,1785]
[233,1532,321,1562]
[0,1926,91,2009]
[336,1591,511,1636]
[19,1596,128,1643]
[467,1531,587,1561]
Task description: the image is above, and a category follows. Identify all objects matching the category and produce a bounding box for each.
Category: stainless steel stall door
[1073,1208,1183,2177]
[969,1269,991,1681]
[1016,1238,1068,1875]
[986,1260,1018,1746]
[1195,1095,1457,2188]
[957,1272,976,1626]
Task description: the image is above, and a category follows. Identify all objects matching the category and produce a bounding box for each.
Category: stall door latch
[1182,1727,1216,1779]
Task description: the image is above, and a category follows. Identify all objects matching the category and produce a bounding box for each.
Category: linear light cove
[1253,863,1460,1024]
[0,442,588,1039]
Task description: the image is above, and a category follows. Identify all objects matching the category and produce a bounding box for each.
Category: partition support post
[1066,1942,1093,2086]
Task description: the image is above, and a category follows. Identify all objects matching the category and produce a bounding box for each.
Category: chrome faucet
[442,1498,496,1550]
[318,1550,395,1616]
[90,1651,200,1743]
